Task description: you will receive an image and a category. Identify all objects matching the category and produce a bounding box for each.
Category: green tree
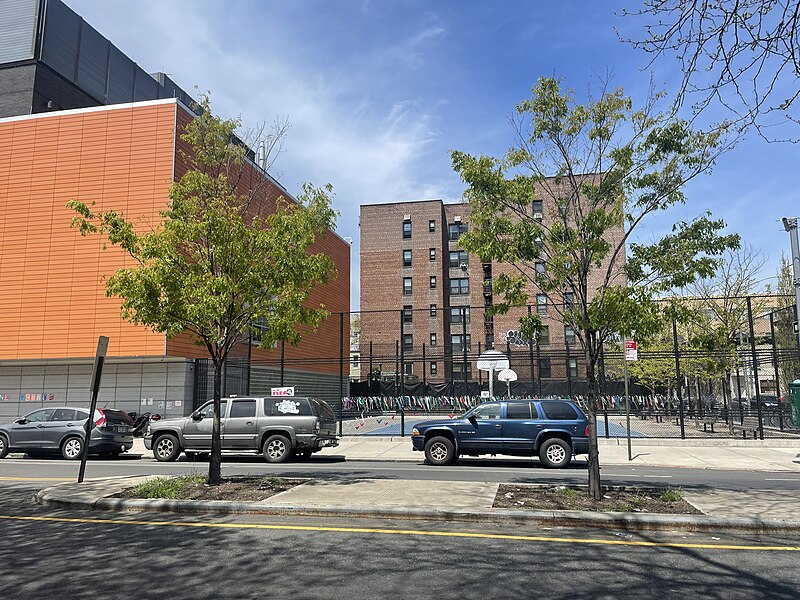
[451,77,739,499]
[622,0,800,141]
[68,95,338,484]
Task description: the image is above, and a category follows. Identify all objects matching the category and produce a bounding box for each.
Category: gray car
[0,407,134,460]
[144,395,339,462]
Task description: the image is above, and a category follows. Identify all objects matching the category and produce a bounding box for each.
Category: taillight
[94,408,107,428]
[314,420,321,433]
[585,425,590,436]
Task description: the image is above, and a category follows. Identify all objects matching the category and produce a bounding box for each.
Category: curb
[33,484,800,534]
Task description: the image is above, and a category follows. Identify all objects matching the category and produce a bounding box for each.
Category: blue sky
[67,0,797,308]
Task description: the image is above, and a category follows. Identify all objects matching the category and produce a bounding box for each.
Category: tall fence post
[369,341,373,385]
[478,342,483,388]
[399,309,405,407]
[422,343,427,391]
[280,339,285,386]
[463,307,469,397]
[770,310,781,405]
[528,305,535,394]
[536,342,542,397]
[673,317,686,439]
[747,296,764,439]
[338,312,344,437]
[566,341,572,398]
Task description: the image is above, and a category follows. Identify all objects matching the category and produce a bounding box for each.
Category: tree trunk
[584,336,602,500]
[209,360,223,485]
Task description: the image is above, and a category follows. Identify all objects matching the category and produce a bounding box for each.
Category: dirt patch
[117,476,307,502]
[494,484,702,514]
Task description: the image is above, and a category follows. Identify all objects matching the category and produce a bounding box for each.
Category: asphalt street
[1,479,799,599]
[2,453,800,492]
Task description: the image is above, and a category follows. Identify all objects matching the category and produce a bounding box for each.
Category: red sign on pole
[625,340,638,361]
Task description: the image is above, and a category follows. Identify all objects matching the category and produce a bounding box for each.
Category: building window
[449,250,469,268]
[429,219,436,232]
[564,291,575,309]
[450,307,470,324]
[535,262,546,276]
[403,334,413,353]
[429,248,436,261]
[452,362,473,378]
[403,277,412,295]
[565,326,576,345]
[404,363,414,376]
[430,276,437,289]
[403,220,412,239]
[351,354,360,368]
[535,237,544,251]
[430,304,437,317]
[430,361,438,375]
[250,316,269,345]
[538,325,550,346]
[430,333,437,347]
[403,305,413,323]
[403,249,412,267]
[568,358,578,378]
[536,294,548,315]
[451,334,471,353]
[448,222,468,241]
[532,199,543,214]
[450,278,470,295]
[538,358,551,378]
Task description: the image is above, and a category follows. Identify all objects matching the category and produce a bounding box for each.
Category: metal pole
[528,305,535,395]
[747,296,764,439]
[536,342,542,397]
[566,340,572,398]
[78,336,109,484]
[462,307,468,398]
[624,350,632,461]
[672,317,685,439]
[478,342,483,389]
[338,313,344,437]
[736,362,744,425]
[399,310,406,404]
[246,329,252,395]
[770,311,781,402]
[280,339,285,386]
[369,341,373,385]
[422,343,427,391]
[782,217,800,351]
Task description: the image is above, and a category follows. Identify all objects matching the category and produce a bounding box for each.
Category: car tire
[539,438,572,468]
[263,434,292,463]
[424,436,455,466]
[153,434,181,462]
[0,434,8,459]
[61,436,84,460]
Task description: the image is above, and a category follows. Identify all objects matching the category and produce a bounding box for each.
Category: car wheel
[153,434,181,462]
[263,434,292,463]
[539,438,572,468]
[0,435,8,459]
[424,436,455,466]
[61,436,84,460]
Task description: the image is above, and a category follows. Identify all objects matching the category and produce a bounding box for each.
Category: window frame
[402,249,412,267]
[403,277,412,296]
[402,220,412,239]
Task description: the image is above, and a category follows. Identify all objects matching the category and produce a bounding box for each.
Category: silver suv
[144,396,339,462]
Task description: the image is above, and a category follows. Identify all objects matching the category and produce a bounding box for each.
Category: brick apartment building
[359,194,625,391]
[0,0,350,419]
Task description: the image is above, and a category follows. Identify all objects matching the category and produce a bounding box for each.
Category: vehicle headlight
[145,424,151,436]
[411,428,420,436]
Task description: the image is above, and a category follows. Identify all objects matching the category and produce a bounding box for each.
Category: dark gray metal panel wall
[31,63,99,113]
[106,45,134,104]
[75,21,108,101]
[39,0,80,83]
[0,0,39,63]
[0,64,35,117]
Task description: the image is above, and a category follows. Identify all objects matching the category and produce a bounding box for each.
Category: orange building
[0,99,350,419]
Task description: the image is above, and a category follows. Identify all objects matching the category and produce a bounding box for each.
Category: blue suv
[411,399,589,468]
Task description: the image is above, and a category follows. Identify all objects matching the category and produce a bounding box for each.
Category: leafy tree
[773,255,800,394]
[451,77,739,499]
[68,95,338,484]
[622,0,800,141]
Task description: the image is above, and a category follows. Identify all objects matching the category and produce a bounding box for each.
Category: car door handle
[36,424,45,428]
[535,424,544,428]
[494,424,501,428]
[246,421,254,425]
[66,423,74,427]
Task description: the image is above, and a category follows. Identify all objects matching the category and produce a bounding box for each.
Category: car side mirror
[192,412,203,421]
[468,415,477,425]
[15,418,27,425]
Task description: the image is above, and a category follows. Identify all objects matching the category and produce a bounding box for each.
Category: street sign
[271,386,295,396]
[624,340,638,361]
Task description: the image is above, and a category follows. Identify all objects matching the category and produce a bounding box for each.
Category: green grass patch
[659,488,684,502]
[262,476,285,487]
[129,476,206,499]
[557,487,579,498]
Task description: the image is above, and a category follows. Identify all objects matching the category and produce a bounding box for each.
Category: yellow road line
[0,477,72,481]
[0,514,798,551]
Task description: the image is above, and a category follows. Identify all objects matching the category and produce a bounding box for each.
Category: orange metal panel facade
[0,100,350,374]
[0,101,177,359]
